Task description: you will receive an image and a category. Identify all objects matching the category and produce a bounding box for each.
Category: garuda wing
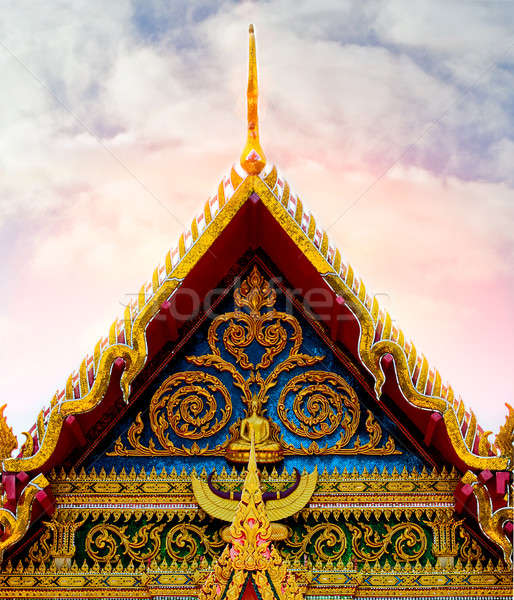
[192,467,318,523]
[191,473,239,522]
[266,466,318,522]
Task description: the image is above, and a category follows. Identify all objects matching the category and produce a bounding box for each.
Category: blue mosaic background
[84,265,428,475]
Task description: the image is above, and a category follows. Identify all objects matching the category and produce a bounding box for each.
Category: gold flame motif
[0,405,17,460]
[198,433,305,600]
[229,432,272,570]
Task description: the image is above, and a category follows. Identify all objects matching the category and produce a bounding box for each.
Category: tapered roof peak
[240,24,266,175]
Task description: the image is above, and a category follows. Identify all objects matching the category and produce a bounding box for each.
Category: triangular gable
[4,168,509,474]
[0,24,511,574]
[76,259,431,477]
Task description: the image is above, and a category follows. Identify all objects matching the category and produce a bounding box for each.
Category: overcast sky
[1,1,513,445]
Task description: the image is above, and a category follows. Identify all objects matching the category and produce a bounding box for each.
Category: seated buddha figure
[226,396,283,464]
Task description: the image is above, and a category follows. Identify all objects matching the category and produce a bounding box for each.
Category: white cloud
[0,1,513,441]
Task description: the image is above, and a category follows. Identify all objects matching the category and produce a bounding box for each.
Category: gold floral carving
[165,523,224,561]
[86,521,166,563]
[110,266,399,457]
[458,527,485,564]
[282,410,399,456]
[28,528,52,564]
[347,521,427,562]
[108,411,230,457]
[190,265,318,409]
[285,523,347,561]
[149,372,231,441]
[84,520,225,564]
[278,371,357,439]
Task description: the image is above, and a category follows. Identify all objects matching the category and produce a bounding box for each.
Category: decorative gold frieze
[49,464,460,508]
[3,552,511,599]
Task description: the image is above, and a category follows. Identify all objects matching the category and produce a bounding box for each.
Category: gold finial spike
[240,24,266,175]
[228,429,272,570]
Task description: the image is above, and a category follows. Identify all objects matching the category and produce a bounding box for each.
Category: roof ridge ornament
[0,404,17,460]
[240,24,266,175]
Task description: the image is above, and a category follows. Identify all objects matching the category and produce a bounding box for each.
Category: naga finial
[240,24,266,175]
[0,404,17,460]
[495,402,514,462]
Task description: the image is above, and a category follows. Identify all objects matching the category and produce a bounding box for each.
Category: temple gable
[0,24,511,599]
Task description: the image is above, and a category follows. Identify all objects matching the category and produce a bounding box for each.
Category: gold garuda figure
[193,428,317,541]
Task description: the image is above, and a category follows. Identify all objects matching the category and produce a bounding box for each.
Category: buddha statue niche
[226,396,283,464]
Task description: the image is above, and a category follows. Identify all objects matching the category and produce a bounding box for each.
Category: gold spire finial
[198,428,306,600]
[240,24,266,175]
[229,429,272,570]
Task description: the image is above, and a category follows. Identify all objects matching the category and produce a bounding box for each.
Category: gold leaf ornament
[277,371,359,440]
[150,371,232,443]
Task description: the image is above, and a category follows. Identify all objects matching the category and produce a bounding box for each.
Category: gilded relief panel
[88,263,425,475]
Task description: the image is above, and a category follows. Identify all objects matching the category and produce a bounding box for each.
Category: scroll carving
[84,520,224,565]
[347,522,427,562]
[150,372,231,442]
[277,371,359,439]
[285,523,347,561]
